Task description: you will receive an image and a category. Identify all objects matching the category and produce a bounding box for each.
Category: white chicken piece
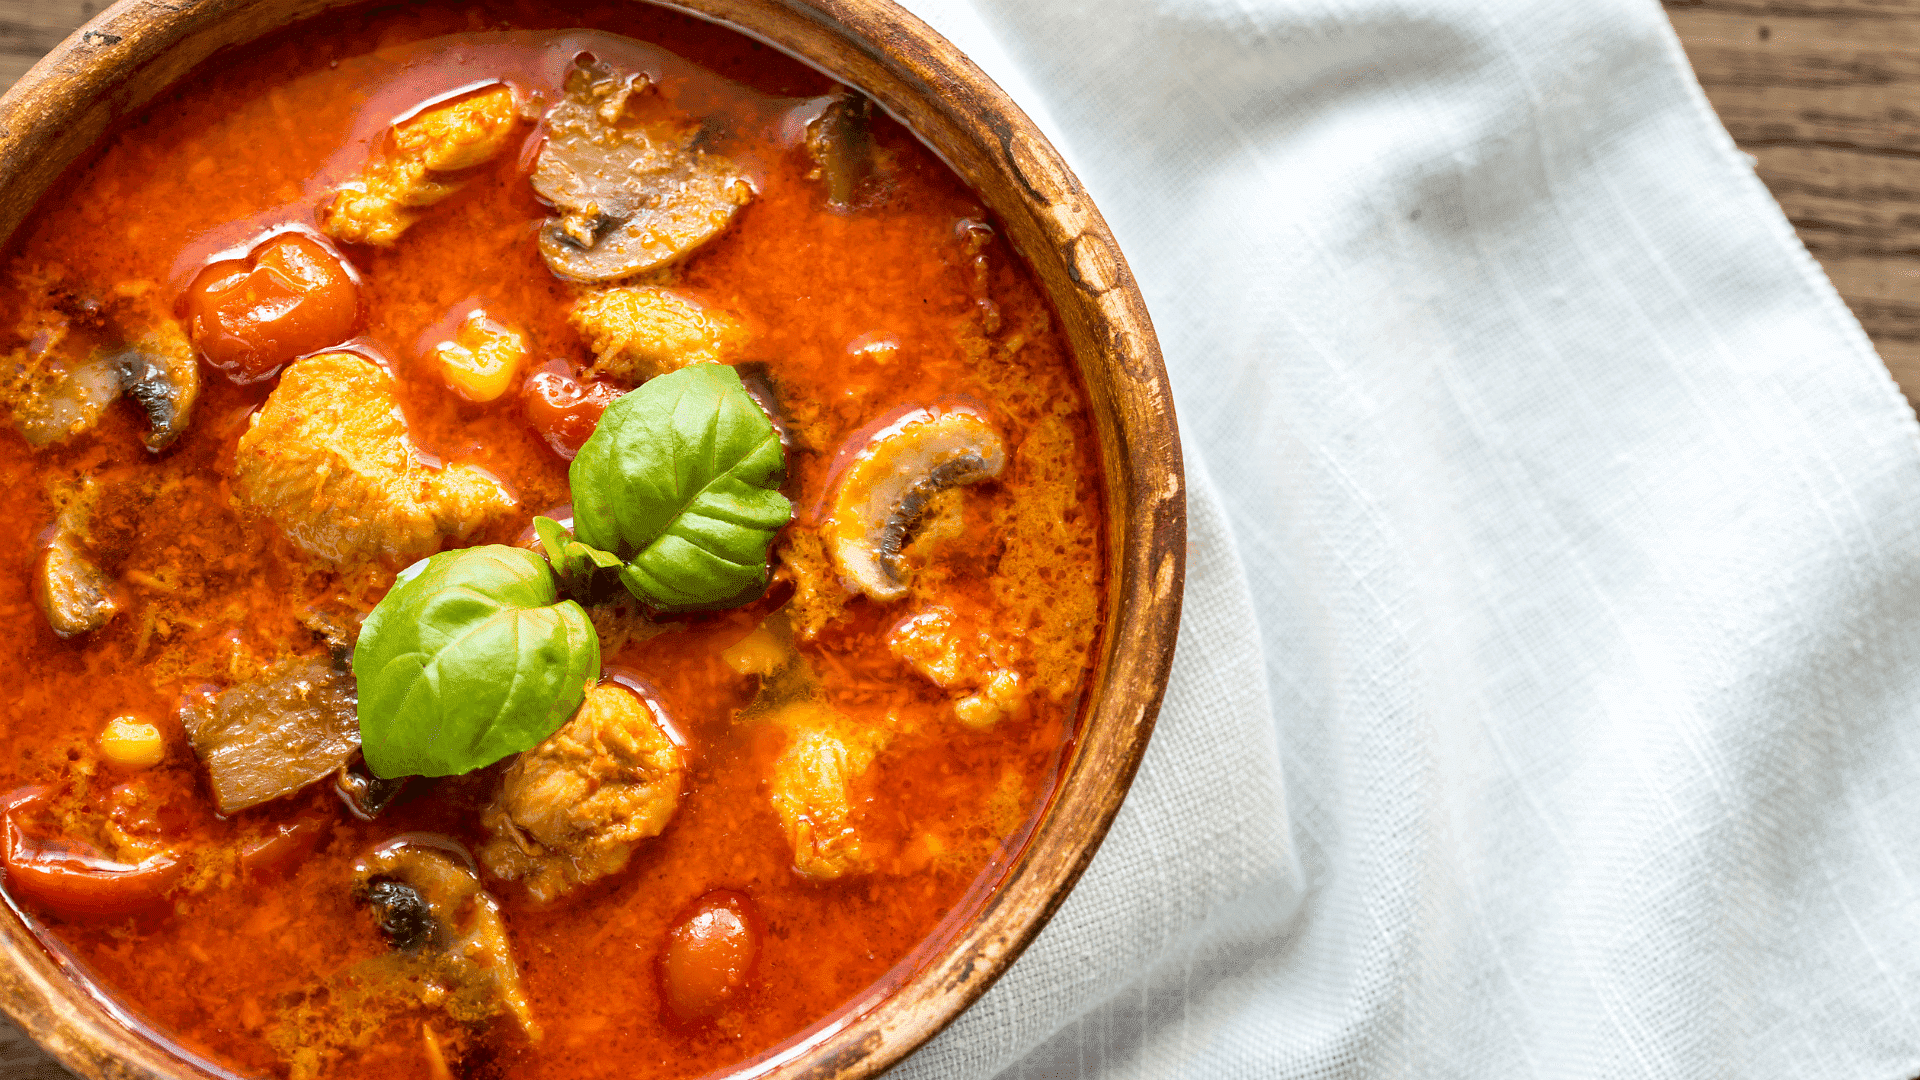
[570,286,745,383]
[232,352,517,564]
[765,701,889,881]
[322,86,521,246]
[479,683,686,903]
[888,606,1028,728]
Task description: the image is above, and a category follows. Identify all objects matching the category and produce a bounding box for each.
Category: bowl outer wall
[0,2,1187,1078]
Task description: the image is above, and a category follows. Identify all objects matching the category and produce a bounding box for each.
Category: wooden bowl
[0,2,1185,1077]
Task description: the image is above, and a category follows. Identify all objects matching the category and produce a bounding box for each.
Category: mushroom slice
[531,58,752,282]
[334,755,408,821]
[2,280,200,453]
[353,835,540,1039]
[6,348,121,449]
[109,323,200,452]
[478,682,686,903]
[179,656,360,814]
[805,87,876,210]
[824,406,1007,602]
[34,529,118,638]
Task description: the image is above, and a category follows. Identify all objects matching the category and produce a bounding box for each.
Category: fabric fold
[903,1,1920,1077]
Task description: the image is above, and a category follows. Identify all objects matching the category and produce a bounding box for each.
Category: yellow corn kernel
[99,715,164,768]
[436,312,526,402]
[722,627,789,676]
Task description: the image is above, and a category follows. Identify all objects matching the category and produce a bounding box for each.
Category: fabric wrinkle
[899,0,1920,1077]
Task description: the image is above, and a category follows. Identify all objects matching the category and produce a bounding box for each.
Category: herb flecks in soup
[0,4,1105,1079]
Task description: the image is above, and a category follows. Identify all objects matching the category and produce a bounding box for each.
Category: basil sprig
[354,364,791,778]
[569,364,792,611]
[355,546,600,778]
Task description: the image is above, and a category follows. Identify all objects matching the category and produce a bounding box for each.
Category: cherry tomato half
[523,362,622,460]
[660,889,761,1022]
[237,813,332,882]
[186,232,361,384]
[0,788,184,918]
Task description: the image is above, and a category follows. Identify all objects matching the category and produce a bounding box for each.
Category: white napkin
[897,1,1920,1077]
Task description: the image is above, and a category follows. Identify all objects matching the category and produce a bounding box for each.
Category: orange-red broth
[0,3,1106,1078]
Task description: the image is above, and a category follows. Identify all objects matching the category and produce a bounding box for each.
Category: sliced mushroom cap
[110,323,201,452]
[34,530,118,638]
[353,835,540,1040]
[531,58,751,282]
[179,656,360,814]
[334,755,409,821]
[824,407,1006,601]
[805,87,876,210]
[6,316,199,452]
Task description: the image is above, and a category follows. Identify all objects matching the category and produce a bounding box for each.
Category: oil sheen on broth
[0,2,1105,1079]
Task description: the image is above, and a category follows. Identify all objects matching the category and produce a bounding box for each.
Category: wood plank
[0,0,95,86]
[1668,0,1920,407]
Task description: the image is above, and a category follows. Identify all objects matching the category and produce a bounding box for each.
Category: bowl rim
[0,2,1187,1078]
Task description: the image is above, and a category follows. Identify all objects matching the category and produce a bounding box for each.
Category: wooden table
[0,0,1910,1078]
[1664,0,1920,407]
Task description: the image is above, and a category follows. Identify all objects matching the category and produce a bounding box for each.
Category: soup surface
[0,3,1104,1078]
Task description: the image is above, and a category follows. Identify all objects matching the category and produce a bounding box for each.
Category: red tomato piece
[660,889,761,1022]
[238,814,332,882]
[186,232,361,384]
[522,361,622,460]
[1,795,184,918]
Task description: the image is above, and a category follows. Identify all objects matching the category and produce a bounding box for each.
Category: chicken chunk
[233,352,517,564]
[570,286,745,383]
[479,683,686,903]
[765,701,888,881]
[322,86,521,246]
[888,605,1028,728]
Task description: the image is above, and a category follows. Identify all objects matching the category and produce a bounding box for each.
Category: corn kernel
[436,312,526,402]
[99,715,164,768]
[722,627,789,676]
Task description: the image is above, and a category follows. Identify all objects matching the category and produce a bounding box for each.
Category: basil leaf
[533,515,573,569]
[571,364,792,611]
[534,514,627,604]
[355,545,599,778]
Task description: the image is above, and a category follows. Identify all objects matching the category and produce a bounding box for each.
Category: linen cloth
[888,1,1920,1078]
[8,1,1920,1078]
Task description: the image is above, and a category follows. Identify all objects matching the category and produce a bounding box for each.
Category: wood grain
[1666,0,1920,405]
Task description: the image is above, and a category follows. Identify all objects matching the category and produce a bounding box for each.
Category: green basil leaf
[571,364,792,611]
[533,515,573,569]
[533,514,626,604]
[355,545,599,778]
[571,540,624,571]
